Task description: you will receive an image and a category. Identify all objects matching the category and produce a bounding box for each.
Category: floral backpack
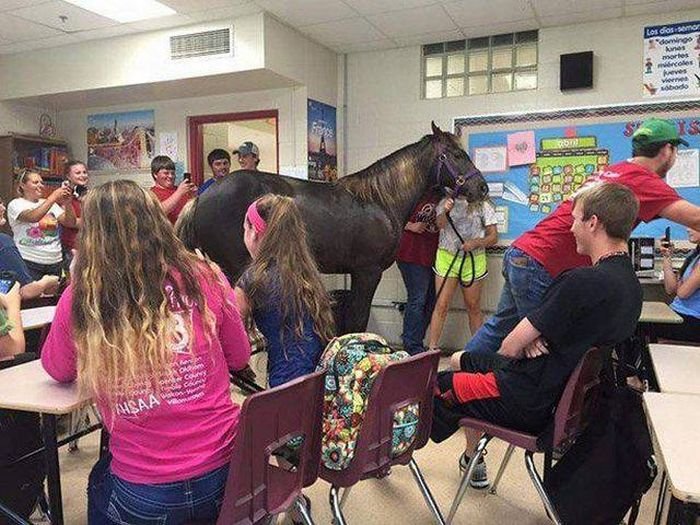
[317,332,420,471]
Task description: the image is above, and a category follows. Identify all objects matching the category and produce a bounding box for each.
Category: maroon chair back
[551,346,608,450]
[216,369,326,525]
[319,350,441,488]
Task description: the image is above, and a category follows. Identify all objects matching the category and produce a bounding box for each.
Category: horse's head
[430,121,489,203]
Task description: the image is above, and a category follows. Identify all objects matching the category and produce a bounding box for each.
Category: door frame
[187,109,279,185]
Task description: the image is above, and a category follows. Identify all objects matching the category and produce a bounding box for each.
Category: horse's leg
[345,268,383,334]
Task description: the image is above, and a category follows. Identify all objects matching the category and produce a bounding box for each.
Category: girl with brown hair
[235,194,335,387]
[41,180,250,524]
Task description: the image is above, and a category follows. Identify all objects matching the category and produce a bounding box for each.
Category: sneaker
[459,453,489,489]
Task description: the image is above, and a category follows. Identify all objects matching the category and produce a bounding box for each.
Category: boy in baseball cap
[233,141,260,171]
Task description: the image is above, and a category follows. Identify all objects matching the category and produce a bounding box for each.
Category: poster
[307,99,337,182]
[667,148,699,188]
[507,130,536,166]
[473,146,507,173]
[643,21,700,98]
[159,131,178,161]
[87,110,155,171]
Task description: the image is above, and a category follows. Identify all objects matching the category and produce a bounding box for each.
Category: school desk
[649,344,700,395]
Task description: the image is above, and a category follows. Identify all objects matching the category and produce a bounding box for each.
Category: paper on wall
[495,206,509,233]
[667,149,699,188]
[506,130,536,166]
[487,182,504,198]
[159,132,178,161]
[473,146,507,173]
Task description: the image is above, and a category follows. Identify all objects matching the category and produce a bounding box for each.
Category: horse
[178,122,488,334]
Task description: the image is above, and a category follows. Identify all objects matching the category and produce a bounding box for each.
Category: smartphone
[0,278,16,294]
[183,173,192,183]
[664,226,671,243]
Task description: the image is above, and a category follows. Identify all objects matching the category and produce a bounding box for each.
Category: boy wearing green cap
[465,117,699,359]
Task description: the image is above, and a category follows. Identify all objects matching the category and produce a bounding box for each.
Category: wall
[348,8,700,348]
[0,102,52,136]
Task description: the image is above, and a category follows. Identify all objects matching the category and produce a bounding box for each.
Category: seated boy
[432,183,643,487]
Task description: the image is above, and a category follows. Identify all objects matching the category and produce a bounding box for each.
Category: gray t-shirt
[436,199,497,253]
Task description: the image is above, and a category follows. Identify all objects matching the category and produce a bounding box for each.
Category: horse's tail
[174,197,200,251]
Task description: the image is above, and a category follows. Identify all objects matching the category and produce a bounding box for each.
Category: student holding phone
[7,170,76,280]
[0,281,24,361]
[59,160,89,269]
[657,227,700,343]
[150,156,197,224]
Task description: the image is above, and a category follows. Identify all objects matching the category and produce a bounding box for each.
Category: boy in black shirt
[432,183,643,486]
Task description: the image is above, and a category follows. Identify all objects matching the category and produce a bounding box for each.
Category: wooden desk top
[643,392,700,503]
[20,305,56,330]
[0,360,89,415]
[639,302,683,324]
[650,344,700,395]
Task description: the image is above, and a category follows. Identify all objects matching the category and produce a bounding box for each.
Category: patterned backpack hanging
[317,332,420,471]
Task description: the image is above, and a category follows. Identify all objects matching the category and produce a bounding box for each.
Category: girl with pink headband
[235,194,334,388]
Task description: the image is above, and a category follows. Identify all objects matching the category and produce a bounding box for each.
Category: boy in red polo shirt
[150,156,197,224]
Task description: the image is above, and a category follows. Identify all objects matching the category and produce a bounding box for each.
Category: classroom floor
[47,356,665,524]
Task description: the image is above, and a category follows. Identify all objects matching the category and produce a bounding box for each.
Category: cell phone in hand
[0,278,16,294]
[661,226,671,248]
[183,173,191,183]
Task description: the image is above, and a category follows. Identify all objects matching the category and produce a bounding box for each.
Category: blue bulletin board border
[453,100,700,244]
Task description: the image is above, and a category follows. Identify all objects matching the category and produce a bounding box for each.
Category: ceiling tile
[461,19,539,39]
[394,29,464,47]
[128,13,194,31]
[9,0,116,32]
[71,24,139,42]
[300,16,385,45]
[257,0,357,27]
[342,0,439,15]
[340,38,399,52]
[370,4,457,38]
[0,32,79,53]
[187,3,263,22]
[0,0,49,12]
[0,12,63,41]
[442,0,535,26]
[530,0,623,17]
[159,0,243,13]
[540,7,623,28]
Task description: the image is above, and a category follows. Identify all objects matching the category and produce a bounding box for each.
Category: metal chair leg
[409,458,446,525]
[293,496,315,525]
[489,444,515,494]
[329,486,347,525]
[446,434,493,525]
[524,450,562,525]
[653,470,668,525]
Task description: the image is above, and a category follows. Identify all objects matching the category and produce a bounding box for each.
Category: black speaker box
[560,51,593,90]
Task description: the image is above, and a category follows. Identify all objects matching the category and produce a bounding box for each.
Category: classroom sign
[642,20,700,98]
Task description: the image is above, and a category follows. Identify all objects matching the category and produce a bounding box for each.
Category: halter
[433,142,482,198]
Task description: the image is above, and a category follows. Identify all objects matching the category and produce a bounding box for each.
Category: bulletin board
[454,100,700,241]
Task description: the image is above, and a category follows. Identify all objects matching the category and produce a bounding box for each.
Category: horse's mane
[336,135,433,214]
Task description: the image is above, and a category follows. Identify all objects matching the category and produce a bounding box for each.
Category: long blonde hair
[72,180,222,401]
[245,194,335,343]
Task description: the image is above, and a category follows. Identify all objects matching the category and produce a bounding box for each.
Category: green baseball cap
[632,118,688,147]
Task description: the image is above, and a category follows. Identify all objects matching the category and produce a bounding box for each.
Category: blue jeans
[465,247,554,354]
[88,455,229,524]
[398,261,436,355]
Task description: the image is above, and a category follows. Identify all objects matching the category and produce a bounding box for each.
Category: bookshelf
[0,134,70,205]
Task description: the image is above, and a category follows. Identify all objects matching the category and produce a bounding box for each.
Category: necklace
[595,250,628,265]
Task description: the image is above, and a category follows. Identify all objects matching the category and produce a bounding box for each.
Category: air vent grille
[170,27,231,60]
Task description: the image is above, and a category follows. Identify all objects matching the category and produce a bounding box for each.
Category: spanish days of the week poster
[643,20,700,98]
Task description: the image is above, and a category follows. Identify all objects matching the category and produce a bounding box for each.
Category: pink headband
[245,201,267,235]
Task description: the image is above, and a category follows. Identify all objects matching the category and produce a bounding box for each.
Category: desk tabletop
[650,344,700,395]
[643,392,700,503]
[639,302,683,324]
[0,360,89,415]
[20,305,56,330]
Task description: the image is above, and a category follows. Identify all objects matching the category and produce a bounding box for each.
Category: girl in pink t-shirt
[41,180,250,524]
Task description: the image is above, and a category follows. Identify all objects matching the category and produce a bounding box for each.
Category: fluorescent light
[64,0,176,23]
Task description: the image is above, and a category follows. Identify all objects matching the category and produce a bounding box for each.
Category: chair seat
[458,417,539,452]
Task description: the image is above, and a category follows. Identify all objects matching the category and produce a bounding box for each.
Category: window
[421,31,538,98]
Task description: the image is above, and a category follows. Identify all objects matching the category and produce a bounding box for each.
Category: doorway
[188,110,278,185]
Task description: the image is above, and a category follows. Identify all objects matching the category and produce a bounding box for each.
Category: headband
[245,201,267,235]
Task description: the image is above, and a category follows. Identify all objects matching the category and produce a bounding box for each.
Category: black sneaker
[459,453,489,489]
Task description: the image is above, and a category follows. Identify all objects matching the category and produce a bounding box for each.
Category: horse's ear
[431,121,442,136]
[455,125,463,138]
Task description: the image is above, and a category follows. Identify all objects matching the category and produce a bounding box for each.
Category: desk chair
[319,350,445,525]
[216,369,325,525]
[447,347,607,525]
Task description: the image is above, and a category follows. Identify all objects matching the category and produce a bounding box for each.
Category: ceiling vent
[170,27,232,60]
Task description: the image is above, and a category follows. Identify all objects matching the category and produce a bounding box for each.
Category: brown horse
[178,122,487,333]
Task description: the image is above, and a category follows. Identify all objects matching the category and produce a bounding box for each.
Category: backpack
[543,385,657,525]
[317,333,419,471]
